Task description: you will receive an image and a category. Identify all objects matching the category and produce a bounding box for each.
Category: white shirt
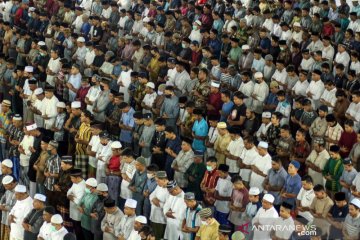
[163,191,187,240]
[346,102,360,131]
[189,29,202,43]
[239,146,258,182]
[214,176,233,213]
[101,7,112,19]
[72,15,84,34]
[42,95,59,129]
[274,216,295,239]
[223,19,238,33]
[272,23,282,38]
[335,51,351,71]
[80,0,93,12]
[19,135,34,167]
[9,196,33,240]
[300,57,315,71]
[350,61,360,75]
[49,227,68,240]
[74,46,87,63]
[307,40,324,53]
[67,179,86,221]
[262,18,274,32]
[149,186,169,224]
[291,30,303,43]
[118,16,129,28]
[128,229,141,240]
[320,88,337,113]
[33,98,45,128]
[239,80,254,107]
[271,69,288,90]
[38,221,52,240]
[96,142,113,182]
[120,161,137,199]
[118,69,133,102]
[132,20,144,34]
[322,45,335,61]
[306,80,325,110]
[252,81,269,113]
[280,30,292,42]
[250,153,272,191]
[142,92,157,114]
[226,137,244,173]
[85,49,96,66]
[297,187,316,222]
[88,135,101,168]
[118,0,131,10]
[292,79,309,97]
[348,20,360,33]
[252,207,279,240]
[86,85,101,113]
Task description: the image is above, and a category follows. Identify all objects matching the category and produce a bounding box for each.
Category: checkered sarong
[75,154,88,179]
[1,224,10,240]
[57,204,73,231]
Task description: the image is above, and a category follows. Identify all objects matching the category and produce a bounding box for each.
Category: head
[314,184,326,199]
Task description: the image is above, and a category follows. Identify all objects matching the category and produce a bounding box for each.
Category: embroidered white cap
[258,141,269,149]
[25,66,34,73]
[14,184,26,193]
[56,102,66,108]
[125,199,137,208]
[263,193,275,203]
[111,141,122,149]
[26,123,38,131]
[135,215,147,224]
[2,159,13,168]
[34,88,43,95]
[85,178,98,188]
[2,175,13,185]
[34,194,46,202]
[51,214,63,224]
[71,101,81,109]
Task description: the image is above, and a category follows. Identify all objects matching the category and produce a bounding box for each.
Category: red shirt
[76,86,90,109]
[207,92,222,119]
[322,23,335,37]
[201,169,220,205]
[338,131,357,158]
[191,50,202,66]
[14,8,23,26]
[108,155,121,171]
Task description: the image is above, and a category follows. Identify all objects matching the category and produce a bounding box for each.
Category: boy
[327,191,349,239]
[214,164,233,225]
[228,176,249,231]
[340,158,358,200]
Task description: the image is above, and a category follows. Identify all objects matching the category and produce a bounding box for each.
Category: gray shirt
[267,167,288,205]
[0,189,16,225]
[340,168,358,198]
[160,96,179,128]
[93,90,110,123]
[139,124,156,158]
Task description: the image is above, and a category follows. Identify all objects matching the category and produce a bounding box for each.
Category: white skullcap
[34,194,46,202]
[71,101,81,109]
[195,20,202,26]
[14,184,26,193]
[254,72,263,79]
[146,82,155,89]
[262,112,271,118]
[51,214,63,224]
[25,66,34,73]
[29,7,35,12]
[13,115,22,121]
[135,215,147,224]
[85,178,98,188]
[125,199,137,208]
[34,88,43,95]
[242,45,250,50]
[96,183,108,192]
[26,123,38,131]
[2,159,13,168]
[143,17,151,23]
[56,102,66,108]
[77,37,85,42]
[258,141,269,149]
[211,81,220,88]
[37,41,46,46]
[249,187,260,195]
[111,141,122,149]
[293,22,301,27]
[263,193,275,203]
[2,175,13,185]
[351,198,360,208]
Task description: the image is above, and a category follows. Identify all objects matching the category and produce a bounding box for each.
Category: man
[214,164,233,225]
[116,199,137,239]
[75,110,92,179]
[281,160,302,208]
[306,138,330,186]
[164,126,181,180]
[38,206,56,240]
[44,140,61,207]
[310,184,334,235]
[42,85,59,132]
[49,214,68,240]
[139,113,156,166]
[327,191,349,238]
[18,123,35,188]
[79,178,98,239]
[340,158,358,199]
[182,192,202,240]
[93,79,111,123]
[214,122,231,165]
[192,108,208,154]
[64,101,82,155]
[296,175,316,223]
[186,151,207,201]
[224,126,244,177]
[252,72,269,115]
[343,198,360,239]
[172,138,194,189]
[9,185,33,240]
[249,141,272,191]
[90,183,109,239]
[323,145,344,197]
[252,194,279,239]
[201,157,220,206]
[0,100,12,161]
[306,69,325,110]
[0,175,17,240]
[163,180,187,240]
[149,171,169,239]
[129,157,147,215]
[270,202,295,239]
[195,208,219,240]
[101,198,124,240]
[160,86,179,129]
[67,168,86,239]
[119,102,135,148]
[263,156,288,209]
[239,136,258,186]
[23,194,46,240]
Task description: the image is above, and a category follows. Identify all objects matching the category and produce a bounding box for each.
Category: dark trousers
[72,220,84,240]
[45,189,57,207]
[82,228,94,240]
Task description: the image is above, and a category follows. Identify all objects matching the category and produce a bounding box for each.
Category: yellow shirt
[196,219,220,240]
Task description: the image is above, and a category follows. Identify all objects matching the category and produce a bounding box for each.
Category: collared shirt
[297,187,316,222]
[226,137,244,173]
[120,107,135,143]
[250,153,272,191]
[149,186,169,224]
[252,207,279,240]
[172,150,194,188]
[9,196,33,239]
[267,167,288,205]
[192,118,208,152]
[239,146,258,182]
[44,154,61,191]
[283,174,302,207]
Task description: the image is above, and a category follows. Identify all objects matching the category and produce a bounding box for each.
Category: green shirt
[80,192,99,230]
[228,47,242,64]
[323,158,344,192]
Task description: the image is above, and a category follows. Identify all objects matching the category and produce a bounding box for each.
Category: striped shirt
[76,122,92,155]
[344,213,360,238]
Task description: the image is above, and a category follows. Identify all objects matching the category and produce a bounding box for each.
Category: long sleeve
[30,215,44,233]
[322,159,330,176]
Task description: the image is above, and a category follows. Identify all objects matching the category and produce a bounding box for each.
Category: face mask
[165,94,172,98]
[280,47,284,51]
[206,166,213,172]
[192,26,197,30]
[100,85,105,91]
[47,150,52,155]
[201,220,208,226]
[157,90,163,95]
[50,226,57,232]
[147,173,153,179]
[182,43,187,48]
[85,188,91,194]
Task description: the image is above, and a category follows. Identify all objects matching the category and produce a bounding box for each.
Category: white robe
[42,95,59,130]
[149,186,169,224]
[67,180,86,221]
[118,69,133,102]
[9,196,33,240]
[252,207,279,240]
[249,153,272,191]
[49,226,68,240]
[37,221,52,239]
[163,191,187,240]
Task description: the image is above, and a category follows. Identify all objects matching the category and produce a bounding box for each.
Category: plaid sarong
[1,224,10,240]
[57,204,73,231]
[75,154,88,179]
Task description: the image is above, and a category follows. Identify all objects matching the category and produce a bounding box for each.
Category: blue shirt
[268,167,288,205]
[120,107,135,143]
[220,101,234,122]
[283,174,302,208]
[191,118,208,152]
[264,93,279,111]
